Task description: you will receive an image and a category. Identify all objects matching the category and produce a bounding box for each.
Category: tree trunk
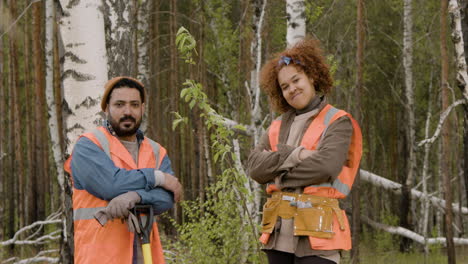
[448,0,468,241]
[456,0,468,217]
[45,0,65,213]
[13,0,24,229]
[352,0,364,262]
[136,0,150,132]
[104,0,135,77]
[400,0,415,253]
[137,0,149,86]
[286,0,306,47]
[440,0,456,262]
[57,0,110,261]
[0,0,4,242]
[7,0,17,243]
[169,0,181,222]
[33,0,46,224]
[421,70,435,262]
[148,0,160,139]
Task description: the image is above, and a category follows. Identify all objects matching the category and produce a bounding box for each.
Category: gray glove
[94,191,141,226]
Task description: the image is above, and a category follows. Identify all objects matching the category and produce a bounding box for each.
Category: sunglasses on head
[277,56,302,67]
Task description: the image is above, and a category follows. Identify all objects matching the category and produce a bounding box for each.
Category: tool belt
[261,192,346,239]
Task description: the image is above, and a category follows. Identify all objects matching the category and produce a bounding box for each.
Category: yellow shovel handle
[142,243,153,264]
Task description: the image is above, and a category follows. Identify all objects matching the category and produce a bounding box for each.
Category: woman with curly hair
[247,39,362,264]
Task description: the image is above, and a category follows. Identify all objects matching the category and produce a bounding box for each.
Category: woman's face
[277,65,316,110]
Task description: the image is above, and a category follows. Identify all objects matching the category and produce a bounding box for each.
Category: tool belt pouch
[294,205,334,238]
[261,196,281,233]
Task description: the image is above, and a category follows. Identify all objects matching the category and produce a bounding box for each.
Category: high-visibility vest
[64,126,167,264]
[261,104,362,250]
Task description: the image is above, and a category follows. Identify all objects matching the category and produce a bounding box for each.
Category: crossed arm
[247,116,353,189]
[71,137,175,214]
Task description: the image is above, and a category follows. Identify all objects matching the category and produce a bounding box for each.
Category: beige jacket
[247,98,353,260]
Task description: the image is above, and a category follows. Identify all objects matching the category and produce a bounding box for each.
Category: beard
[108,114,142,138]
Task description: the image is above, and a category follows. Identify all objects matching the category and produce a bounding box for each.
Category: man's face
[106,87,144,139]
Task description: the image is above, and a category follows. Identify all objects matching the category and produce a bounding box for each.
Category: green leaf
[189,100,196,109]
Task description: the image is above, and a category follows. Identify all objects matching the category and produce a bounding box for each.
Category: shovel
[130,205,154,264]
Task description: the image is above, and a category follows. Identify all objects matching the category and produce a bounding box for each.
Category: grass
[341,244,468,264]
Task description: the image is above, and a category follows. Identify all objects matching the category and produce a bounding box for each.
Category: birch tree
[58,0,109,261]
[248,0,268,226]
[286,0,306,47]
[451,0,468,209]
[45,0,65,213]
[400,0,415,252]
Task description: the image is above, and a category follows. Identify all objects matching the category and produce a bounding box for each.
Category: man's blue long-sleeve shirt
[70,136,174,214]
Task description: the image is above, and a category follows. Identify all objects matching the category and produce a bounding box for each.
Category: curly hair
[260,38,333,113]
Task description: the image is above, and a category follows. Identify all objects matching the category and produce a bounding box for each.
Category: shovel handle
[142,243,153,264]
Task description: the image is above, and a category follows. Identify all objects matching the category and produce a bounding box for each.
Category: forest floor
[341,244,468,264]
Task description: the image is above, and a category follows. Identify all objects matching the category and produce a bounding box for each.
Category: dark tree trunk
[23,1,34,226]
[351,0,364,262]
[0,0,4,242]
[459,0,468,212]
[33,0,46,223]
[441,0,456,263]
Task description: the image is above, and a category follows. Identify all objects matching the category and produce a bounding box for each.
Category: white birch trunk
[45,0,65,204]
[449,0,468,102]
[58,2,108,260]
[421,76,434,258]
[286,0,306,47]
[58,0,108,152]
[360,169,468,214]
[403,0,416,189]
[248,0,267,230]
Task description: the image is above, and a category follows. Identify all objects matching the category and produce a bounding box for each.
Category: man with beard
[65,76,182,264]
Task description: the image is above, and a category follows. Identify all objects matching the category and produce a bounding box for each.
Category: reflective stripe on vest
[74,207,157,223]
[91,129,110,158]
[308,106,349,196]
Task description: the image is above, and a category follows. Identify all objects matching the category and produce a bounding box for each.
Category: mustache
[119,116,136,123]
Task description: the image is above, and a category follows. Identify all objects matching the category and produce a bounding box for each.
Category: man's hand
[161,173,183,202]
[106,191,141,219]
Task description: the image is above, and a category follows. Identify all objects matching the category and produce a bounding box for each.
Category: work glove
[94,191,141,226]
[161,173,183,202]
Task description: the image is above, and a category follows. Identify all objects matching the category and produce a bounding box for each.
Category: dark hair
[260,38,333,113]
[107,78,145,104]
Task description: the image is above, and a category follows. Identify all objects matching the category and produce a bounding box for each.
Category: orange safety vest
[64,126,166,264]
[260,104,362,250]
